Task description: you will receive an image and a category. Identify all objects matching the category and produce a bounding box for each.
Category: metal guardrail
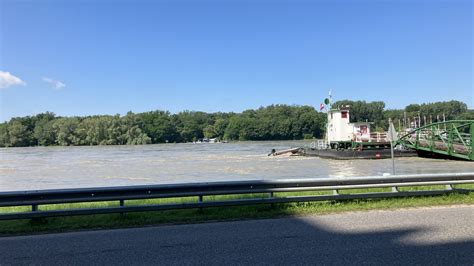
[0,173,473,220]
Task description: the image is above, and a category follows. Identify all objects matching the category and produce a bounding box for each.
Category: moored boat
[269,97,418,159]
[298,103,415,159]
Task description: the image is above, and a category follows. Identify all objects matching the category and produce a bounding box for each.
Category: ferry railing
[0,173,472,221]
[368,132,388,143]
[309,140,328,150]
[353,132,389,143]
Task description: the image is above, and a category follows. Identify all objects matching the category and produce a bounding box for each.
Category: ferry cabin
[326,106,390,150]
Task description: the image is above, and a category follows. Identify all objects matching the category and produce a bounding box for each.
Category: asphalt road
[1,205,473,265]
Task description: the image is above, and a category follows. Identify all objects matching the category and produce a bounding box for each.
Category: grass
[0,184,472,236]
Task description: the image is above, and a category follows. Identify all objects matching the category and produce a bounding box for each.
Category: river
[0,140,473,191]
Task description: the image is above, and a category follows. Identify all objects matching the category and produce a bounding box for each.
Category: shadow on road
[1,207,473,265]
[267,218,474,265]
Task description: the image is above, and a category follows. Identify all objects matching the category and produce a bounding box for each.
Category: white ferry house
[326,105,391,150]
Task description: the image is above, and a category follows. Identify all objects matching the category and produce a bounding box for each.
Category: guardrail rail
[0,173,473,220]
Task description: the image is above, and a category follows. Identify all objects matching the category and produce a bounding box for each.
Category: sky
[0,0,472,121]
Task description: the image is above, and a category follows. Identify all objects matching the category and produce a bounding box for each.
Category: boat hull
[300,148,417,160]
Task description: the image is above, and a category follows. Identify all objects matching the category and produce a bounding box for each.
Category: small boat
[268,147,301,156]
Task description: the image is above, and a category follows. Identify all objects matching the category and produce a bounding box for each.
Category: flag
[320,103,325,111]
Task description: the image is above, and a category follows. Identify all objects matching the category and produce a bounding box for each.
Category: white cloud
[42,77,66,90]
[0,71,26,89]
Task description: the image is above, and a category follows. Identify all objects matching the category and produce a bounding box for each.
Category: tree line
[0,101,472,147]
[332,99,472,131]
[0,105,326,147]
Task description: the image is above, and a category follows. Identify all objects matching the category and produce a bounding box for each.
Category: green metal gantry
[397,120,474,161]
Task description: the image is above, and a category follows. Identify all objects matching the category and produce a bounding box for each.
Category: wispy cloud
[0,71,26,90]
[42,77,66,90]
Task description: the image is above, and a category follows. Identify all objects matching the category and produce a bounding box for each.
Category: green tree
[0,123,9,147]
[33,112,57,146]
[34,119,56,146]
[456,110,474,120]
[53,118,80,146]
[7,120,33,147]
[174,111,209,142]
[138,111,178,143]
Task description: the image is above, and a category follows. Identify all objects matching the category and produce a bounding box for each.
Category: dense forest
[0,100,472,147]
[332,100,473,131]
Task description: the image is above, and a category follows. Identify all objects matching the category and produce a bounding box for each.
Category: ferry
[302,105,416,159]
[270,105,416,159]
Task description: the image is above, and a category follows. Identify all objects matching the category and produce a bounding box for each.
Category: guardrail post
[119,200,125,216]
[445,184,453,191]
[198,195,203,211]
[391,187,399,192]
[31,204,41,223]
[333,189,338,195]
[269,192,274,208]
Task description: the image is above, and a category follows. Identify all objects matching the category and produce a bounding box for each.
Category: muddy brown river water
[1,141,473,191]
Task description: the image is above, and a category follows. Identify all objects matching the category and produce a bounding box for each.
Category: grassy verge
[0,185,472,236]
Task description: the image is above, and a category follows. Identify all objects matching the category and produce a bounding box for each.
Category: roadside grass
[0,185,472,236]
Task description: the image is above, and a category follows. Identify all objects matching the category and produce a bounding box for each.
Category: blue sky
[1,0,472,121]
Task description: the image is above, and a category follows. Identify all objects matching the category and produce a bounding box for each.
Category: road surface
[1,205,473,265]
